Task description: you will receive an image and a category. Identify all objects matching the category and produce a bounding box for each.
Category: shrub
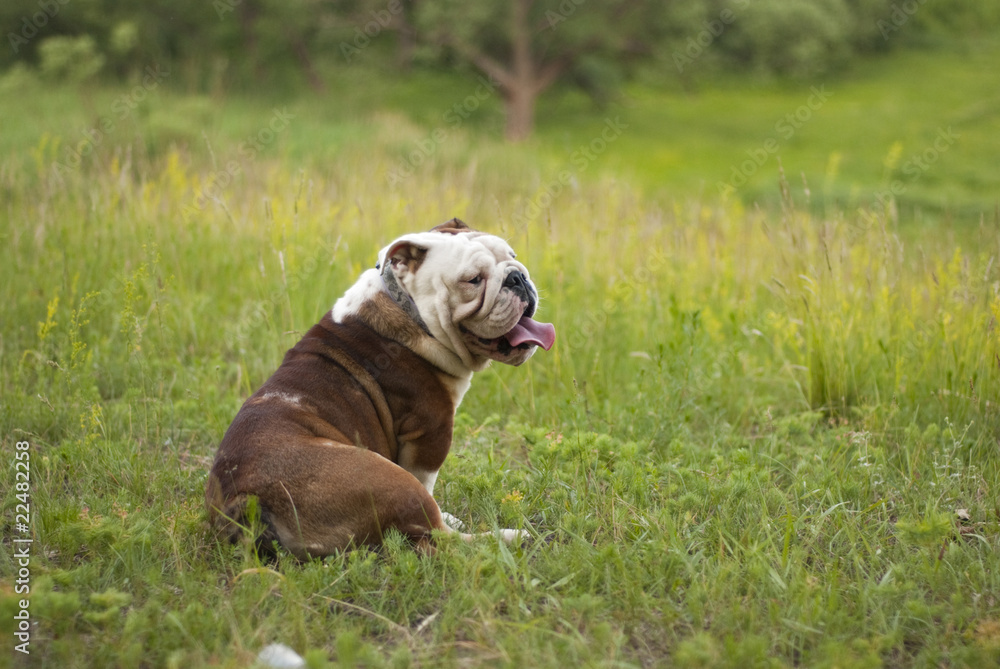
[38,35,105,83]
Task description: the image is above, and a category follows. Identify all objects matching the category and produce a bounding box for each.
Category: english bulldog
[206,219,555,559]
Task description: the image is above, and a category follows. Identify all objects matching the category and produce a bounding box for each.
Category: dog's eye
[466,276,482,285]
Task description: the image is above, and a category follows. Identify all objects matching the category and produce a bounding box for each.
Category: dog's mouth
[462,315,556,360]
[503,315,556,351]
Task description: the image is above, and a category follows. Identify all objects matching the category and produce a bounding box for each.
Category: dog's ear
[383,239,428,275]
[431,218,474,234]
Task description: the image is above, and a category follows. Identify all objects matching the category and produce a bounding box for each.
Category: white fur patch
[497,529,529,543]
[408,468,439,495]
[259,392,304,407]
[332,268,383,322]
[439,512,466,532]
[453,527,530,544]
[436,372,472,410]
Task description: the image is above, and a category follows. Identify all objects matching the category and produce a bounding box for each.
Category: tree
[414,0,673,141]
[331,0,421,70]
[219,0,329,92]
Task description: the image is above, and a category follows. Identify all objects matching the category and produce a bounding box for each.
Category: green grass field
[2,42,1000,668]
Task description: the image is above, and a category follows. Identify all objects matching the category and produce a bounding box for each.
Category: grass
[2,44,1000,668]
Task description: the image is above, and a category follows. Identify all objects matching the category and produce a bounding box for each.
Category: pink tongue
[505,316,556,351]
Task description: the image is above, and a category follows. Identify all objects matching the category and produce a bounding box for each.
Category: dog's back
[205,313,455,557]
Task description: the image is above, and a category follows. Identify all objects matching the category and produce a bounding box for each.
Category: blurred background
[3,0,999,216]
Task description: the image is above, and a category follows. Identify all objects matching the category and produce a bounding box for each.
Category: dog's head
[376,219,555,370]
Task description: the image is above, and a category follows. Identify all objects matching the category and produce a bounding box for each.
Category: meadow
[2,42,1000,668]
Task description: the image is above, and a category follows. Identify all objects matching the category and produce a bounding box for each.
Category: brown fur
[205,311,456,559]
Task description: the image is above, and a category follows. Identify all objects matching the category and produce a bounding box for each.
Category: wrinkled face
[381,231,555,368]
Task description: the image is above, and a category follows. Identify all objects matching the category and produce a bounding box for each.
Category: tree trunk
[239,1,262,80]
[448,0,570,142]
[391,12,417,70]
[291,37,326,93]
[504,86,536,142]
[504,0,535,142]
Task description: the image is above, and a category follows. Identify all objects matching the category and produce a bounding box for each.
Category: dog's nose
[503,271,528,292]
[503,271,535,315]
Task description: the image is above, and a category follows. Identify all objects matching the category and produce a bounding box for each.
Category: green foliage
[38,35,105,83]
[907,0,1000,41]
[722,0,853,77]
[2,0,999,96]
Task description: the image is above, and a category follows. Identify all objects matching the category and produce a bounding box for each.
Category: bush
[38,35,105,83]
[721,0,854,77]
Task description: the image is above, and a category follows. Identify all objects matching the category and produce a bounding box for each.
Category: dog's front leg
[396,440,527,545]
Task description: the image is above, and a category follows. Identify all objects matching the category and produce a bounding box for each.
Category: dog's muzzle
[504,270,536,316]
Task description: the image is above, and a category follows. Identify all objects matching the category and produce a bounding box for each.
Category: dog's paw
[497,528,530,545]
[439,512,467,532]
